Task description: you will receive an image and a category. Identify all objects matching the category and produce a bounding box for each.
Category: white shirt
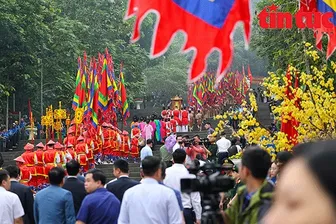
[236,145,242,153]
[216,137,231,153]
[0,186,24,224]
[118,178,182,224]
[163,164,202,220]
[140,145,153,161]
[172,143,183,152]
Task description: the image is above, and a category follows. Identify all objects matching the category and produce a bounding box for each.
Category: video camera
[181,162,234,194]
[183,137,210,148]
[181,162,235,223]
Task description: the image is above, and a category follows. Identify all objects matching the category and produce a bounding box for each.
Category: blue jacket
[34,185,76,224]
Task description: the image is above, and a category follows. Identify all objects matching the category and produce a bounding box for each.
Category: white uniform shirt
[0,186,24,224]
[216,137,231,153]
[118,178,182,224]
[163,164,202,220]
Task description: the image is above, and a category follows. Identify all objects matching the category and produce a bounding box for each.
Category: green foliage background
[4,0,320,122]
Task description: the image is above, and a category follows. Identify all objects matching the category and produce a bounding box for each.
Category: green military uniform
[207,143,218,162]
[225,180,274,224]
[227,180,244,200]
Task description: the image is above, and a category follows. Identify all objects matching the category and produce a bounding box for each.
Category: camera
[181,162,235,224]
[183,137,210,148]
[181,162,235,194]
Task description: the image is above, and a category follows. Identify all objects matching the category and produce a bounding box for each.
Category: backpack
[228,145,238,157]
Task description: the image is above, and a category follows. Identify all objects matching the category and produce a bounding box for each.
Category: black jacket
[10,181,35,224]
[62,177,87,215]
[106,176,139,202]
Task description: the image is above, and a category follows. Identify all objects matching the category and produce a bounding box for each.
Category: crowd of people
[1,140,336,224]
[7,120,144,191]
[159,130,243,169]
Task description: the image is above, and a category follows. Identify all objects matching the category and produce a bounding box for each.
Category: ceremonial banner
[299,0,336,58]
[125,0,251,82]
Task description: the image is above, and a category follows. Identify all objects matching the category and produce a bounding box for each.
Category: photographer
[185,135,209,161]
[224,146,273,224]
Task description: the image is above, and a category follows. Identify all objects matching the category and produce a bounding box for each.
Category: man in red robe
[75,136,89,172]
[83,131,94,168]
[161,106,168,119]
[14,156,31,187]
[170,116,178,134]
[172,106,181,132]
[63,128,76,147]
[120,131,130,159]
[181,106,189,132]
[65,143,77,162]
[21,143,37,189]
[54,142,66,167]
[43,140,60,184]
[35,142,47,188]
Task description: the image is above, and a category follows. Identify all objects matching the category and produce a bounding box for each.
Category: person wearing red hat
[130,126,141,163]
[45,140,55,150]
[75,136,89,172]
[83,131,95,169]
[102,123,113,163]
[160,117,167,143]
[65,144,77,163]
[14,156,32,187]
[43,140,60,184]
[120,131,130,159]
[112,127,122,161]
[21,143,37,188]
[169,116,178,134]
[131,123,141,139]
[54,142,66,167]
[35,142,47,188]
[63,128,77,147]
[181,106,189,132]
[172,106,181,132]
[161,106,168,120]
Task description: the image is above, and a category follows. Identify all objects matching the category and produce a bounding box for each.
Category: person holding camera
[224,146,274,224]
[185,135,209,161]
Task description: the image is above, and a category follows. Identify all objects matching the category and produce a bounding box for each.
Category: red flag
[125,0,251,82]
[300,0,336,58]
[281,66,299,146]
[28,99,33,125]
[299,0,316,11]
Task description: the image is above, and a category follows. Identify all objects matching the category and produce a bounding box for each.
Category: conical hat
[14,156,25,163]
[102,122,109,127]
[66,143,73,148]
[47,140,55,145]
[36,142,45,148]
[24,143,34,151]
[77,136,84,141]
[54,142,63,149]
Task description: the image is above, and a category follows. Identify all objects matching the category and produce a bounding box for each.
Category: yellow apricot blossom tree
[214,43,336,157]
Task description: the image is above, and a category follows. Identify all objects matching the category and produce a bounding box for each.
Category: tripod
[201,195,225,224]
